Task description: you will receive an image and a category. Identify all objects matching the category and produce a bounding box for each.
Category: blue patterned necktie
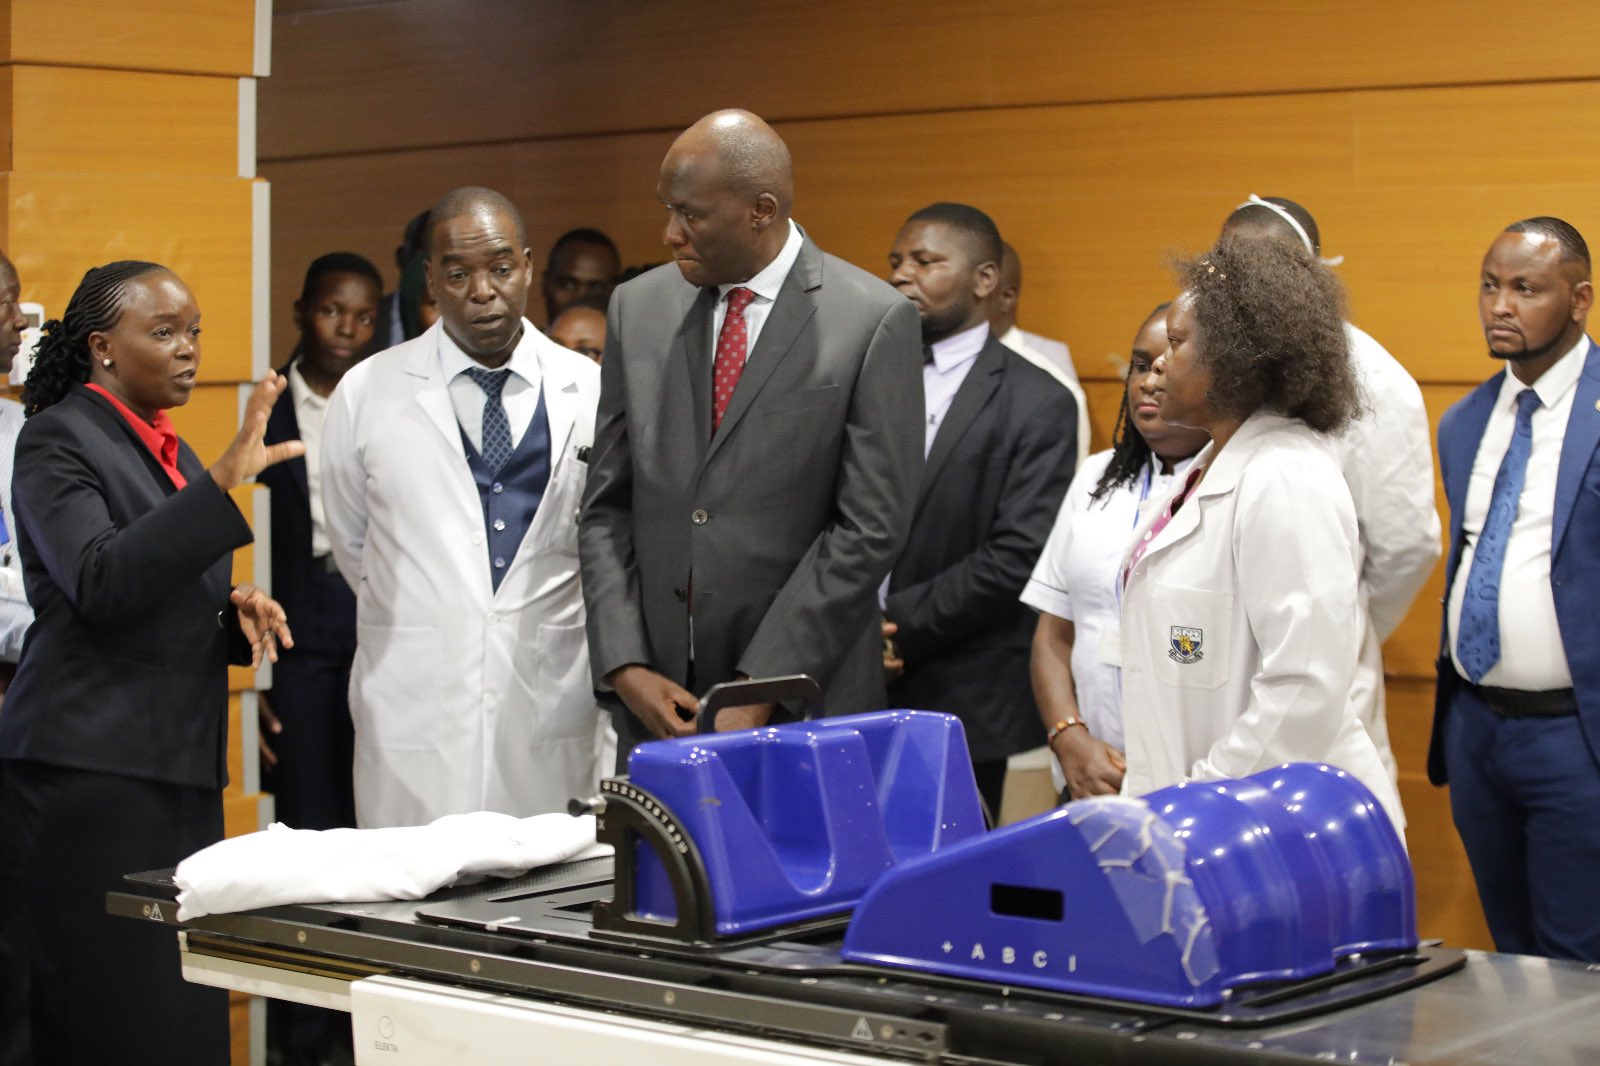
[1457,387,1542,683]
[463,367,513,475]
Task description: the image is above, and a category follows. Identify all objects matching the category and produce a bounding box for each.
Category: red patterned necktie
[712,286,756,433]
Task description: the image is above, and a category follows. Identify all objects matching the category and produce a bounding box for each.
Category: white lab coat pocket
[534,619,595,740]
[537,462,583,557]
[1148,582,1231,692]
[352,624,445,750]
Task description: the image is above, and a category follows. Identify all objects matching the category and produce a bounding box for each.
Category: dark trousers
[2,759,229,1066]
[262,650,356,832]
[261,651,356,1063]
[0,761,31,1066]
[1444,685,1600,961]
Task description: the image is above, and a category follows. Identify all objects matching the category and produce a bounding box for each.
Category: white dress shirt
[1447,335,1587,690]
[288,362,334,558]
[1021,450,1199,754]
[923,322,989,455]
[440,320,545,453]
[710,219,804,364]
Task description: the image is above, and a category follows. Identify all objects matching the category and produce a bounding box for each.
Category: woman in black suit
[0,260,302,1064]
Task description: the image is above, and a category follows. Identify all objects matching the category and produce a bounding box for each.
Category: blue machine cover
[841,763,1415,1008]
[626,709,986,936]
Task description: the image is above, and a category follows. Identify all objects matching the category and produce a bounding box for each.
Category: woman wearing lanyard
[1117,237,1403,831]
[0,260,302,1064]
[1025,304,1210,800]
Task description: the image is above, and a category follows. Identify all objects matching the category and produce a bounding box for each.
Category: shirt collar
[1498,333,1588,411]
[928,322,989,373]
[287,359,328,410]
[1149,451,1202,483]
[438,317,543,387]
[83,383,180,466]
[717,219,803,305]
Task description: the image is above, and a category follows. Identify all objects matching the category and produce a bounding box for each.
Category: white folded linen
[174,811,611,921]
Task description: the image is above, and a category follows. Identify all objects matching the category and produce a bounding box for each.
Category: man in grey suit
[579,109,924,756]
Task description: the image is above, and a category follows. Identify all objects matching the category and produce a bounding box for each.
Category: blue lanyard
[1131,465,1154,531]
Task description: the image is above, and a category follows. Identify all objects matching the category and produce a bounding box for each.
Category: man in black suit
[259,252,381,833]
[882,203,1078,819]
[258,252,379,1065]
[580,109,924,755]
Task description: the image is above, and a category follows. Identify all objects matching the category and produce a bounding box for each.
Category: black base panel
[411,856,1467,1029]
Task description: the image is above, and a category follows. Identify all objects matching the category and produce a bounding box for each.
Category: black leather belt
[1464,680,1578,718]
[314,554,340,574]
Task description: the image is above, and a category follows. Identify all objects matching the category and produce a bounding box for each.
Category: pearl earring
[101,359,112,368]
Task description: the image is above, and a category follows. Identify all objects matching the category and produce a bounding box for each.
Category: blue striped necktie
[1457,387,1542,683]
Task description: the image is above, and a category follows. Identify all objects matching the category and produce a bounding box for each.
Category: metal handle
[696,674,821,734]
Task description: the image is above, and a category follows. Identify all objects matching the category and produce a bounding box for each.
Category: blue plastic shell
[625,709,987,937]
[841,763,1415,1008]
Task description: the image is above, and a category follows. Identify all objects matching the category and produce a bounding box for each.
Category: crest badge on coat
[1168,626,1204,664]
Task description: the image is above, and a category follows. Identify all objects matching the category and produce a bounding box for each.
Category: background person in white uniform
[1220,196,1440,786]
[1119,237,1402,831]
[322,186,604,829]
[988,241,1089,468]
[1025,303,1208,800]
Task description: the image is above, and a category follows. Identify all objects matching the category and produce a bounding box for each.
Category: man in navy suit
[881,203,1078,820]
[1433,216,1600,961]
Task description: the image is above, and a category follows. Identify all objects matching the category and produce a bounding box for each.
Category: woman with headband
[1024,304,1210,800]
[0,261,302,1062]
[1116,236,1403,831]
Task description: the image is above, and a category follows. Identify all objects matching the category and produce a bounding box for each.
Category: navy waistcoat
[459,387,551,591]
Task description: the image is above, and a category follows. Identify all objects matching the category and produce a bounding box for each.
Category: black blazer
[258,359,357,657]
[0,387,253,789]
[886,334,1078,762]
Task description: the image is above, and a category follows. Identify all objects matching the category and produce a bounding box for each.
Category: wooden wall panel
[3,3,269,1055]
[268,81,1600,385]
[4,66,241,176]
[1389,679,1493,950]
[171,383,245,469]
[3,173,257,382]
[260,0,1600,161]
[3,0,259,76]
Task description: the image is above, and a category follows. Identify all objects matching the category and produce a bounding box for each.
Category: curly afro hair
[1176,235,1363,435]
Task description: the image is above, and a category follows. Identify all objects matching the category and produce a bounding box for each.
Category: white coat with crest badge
[320,320,602,829]
[1116,411,1403,832]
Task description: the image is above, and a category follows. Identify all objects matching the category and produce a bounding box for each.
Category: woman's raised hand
[209,373,306,491]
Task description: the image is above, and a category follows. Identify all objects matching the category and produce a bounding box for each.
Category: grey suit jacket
[579,235,924,741]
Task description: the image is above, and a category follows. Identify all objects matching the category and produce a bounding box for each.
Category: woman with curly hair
[1116,236,1403,830]
[0,260,302,1062]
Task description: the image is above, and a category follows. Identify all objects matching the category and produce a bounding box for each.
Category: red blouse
[84,383,188,490]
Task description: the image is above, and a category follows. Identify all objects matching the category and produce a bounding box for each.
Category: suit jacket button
[691,509,709,525]
[673,587,687,602]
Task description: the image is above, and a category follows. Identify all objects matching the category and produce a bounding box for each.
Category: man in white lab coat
[322,186,603,829]
[1221,196,1441,791]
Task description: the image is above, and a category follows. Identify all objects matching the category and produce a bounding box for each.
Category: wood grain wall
[263,0,1600,951]
[1,1,270,1060]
